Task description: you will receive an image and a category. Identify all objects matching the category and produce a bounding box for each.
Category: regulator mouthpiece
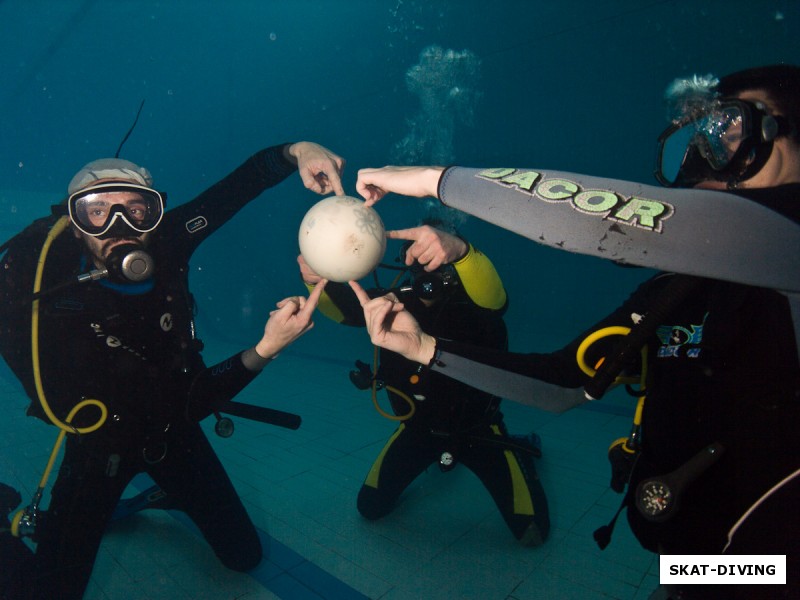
[106,244,155,282]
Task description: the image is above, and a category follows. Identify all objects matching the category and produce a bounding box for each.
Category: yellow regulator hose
[12,217,109,537]
[31,216,108,435]
[575,325,648,451]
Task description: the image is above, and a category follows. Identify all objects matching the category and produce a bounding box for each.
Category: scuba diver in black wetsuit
[350,65,800,600]
[0,141,342,599]
[298,222,550,546]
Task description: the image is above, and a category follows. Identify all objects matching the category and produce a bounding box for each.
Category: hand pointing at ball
[286,142,346,196]
[388,225,469,272]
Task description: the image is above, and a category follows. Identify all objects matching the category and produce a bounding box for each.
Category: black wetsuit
[323,269,550,544]
[0,145,297,599]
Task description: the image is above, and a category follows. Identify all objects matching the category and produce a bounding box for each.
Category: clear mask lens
[694,105,744,168]
[68,183,164,236]
[657,102,751,186]
[659,125,696,185]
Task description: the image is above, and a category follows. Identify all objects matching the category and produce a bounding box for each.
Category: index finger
[299,279,327,317]
[330,176,345,197]
[385,228,420,242]
[348,280,370,306]
[327,160,346,196]
[355,176,385,206]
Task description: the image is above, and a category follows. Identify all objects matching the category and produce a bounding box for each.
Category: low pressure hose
[12,216,108,538]
[31,216,108,435]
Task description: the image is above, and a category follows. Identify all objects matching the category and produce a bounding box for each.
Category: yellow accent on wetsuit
[452,243,507,310]
[364,423,406,488]
[491,424,535,516]
[304,281,346,323]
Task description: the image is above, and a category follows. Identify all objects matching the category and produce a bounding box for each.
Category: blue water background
[1,0,798,369]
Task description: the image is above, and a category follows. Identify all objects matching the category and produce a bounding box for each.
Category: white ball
[298,196,386,282]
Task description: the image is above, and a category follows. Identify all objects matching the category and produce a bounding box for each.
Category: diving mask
[409,266,459,301]
[398,241,460,301]
[67,182,165,238]
[655,98,786,187]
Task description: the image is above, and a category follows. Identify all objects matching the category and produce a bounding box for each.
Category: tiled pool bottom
[1,349,658,599]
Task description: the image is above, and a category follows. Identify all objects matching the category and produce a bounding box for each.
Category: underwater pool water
[1,1,797,598]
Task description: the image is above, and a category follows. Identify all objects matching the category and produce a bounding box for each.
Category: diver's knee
[357,486,391,520]
[221,536,263,572]
[518,517,549,547]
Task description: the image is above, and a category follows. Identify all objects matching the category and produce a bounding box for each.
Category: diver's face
[694,90,800,190]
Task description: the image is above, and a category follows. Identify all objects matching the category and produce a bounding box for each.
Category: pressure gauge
[636,479,674,521]
[634,442,724,522]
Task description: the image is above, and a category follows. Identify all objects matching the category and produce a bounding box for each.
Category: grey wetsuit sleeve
[438,167,800,293]
[431,349,588,412]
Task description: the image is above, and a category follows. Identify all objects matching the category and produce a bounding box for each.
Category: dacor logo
[477,169,674,233]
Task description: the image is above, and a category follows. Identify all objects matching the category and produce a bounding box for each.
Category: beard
[99,236,144,259]
[82,235,147,269]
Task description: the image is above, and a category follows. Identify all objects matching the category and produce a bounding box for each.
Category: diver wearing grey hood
[0,141,343,599]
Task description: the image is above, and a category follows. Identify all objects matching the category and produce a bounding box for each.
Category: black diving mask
[655,99,788,188]
[398,241,460,301]
[408,266,459,301]
[66,182,166,238]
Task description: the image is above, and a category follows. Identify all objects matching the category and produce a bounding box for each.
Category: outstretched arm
[347,279,587,412]
[437,167,800,292]
[164,142,345,259]
[355,165,800,292]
